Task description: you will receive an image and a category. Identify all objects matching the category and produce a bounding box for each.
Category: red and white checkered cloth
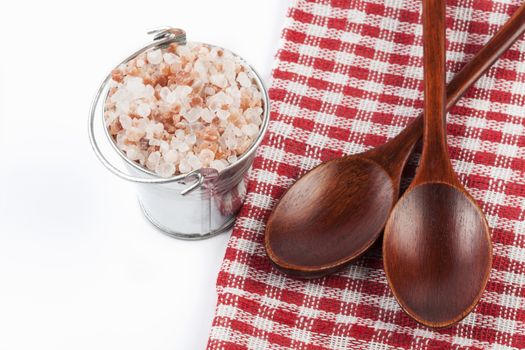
[207,0,525,348]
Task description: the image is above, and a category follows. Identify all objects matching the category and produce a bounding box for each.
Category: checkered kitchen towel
[207,0,525,348]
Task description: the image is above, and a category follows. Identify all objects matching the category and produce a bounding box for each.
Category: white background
[0,1,288,349]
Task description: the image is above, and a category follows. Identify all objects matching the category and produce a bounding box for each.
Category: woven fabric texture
[207,0,525,349]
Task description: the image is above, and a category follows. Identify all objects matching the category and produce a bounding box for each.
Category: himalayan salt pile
[104,42,264,177]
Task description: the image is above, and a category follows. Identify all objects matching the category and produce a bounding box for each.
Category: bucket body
[127,150,253,239]
[88,28,269,240]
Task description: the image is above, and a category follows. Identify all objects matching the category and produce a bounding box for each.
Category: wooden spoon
[265,3,525,279]
[382,0,492,328]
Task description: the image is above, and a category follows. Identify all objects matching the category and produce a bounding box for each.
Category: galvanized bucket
[88,28,270,240]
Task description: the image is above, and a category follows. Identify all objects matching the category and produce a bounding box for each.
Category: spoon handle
[416,0,452,183]
[447,3,525,107]
[368,2,525,182]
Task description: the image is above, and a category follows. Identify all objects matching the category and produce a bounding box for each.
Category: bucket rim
[88,32,270,187]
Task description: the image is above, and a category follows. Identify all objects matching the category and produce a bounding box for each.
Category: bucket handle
[87,28,204,195]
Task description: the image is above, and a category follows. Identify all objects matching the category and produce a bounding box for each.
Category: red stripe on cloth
[208,0,525,349]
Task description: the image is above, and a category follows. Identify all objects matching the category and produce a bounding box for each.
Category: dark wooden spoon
[265,3,525,278]
[382,0,492,328]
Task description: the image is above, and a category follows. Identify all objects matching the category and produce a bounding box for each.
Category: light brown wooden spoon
[265,3,525,279]
[382,0,492,328]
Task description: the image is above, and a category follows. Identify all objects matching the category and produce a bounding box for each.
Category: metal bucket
[88,28,270,240]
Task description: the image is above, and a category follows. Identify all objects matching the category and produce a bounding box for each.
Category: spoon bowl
[383,182,492,327]
[383,0,492,327]
[266,156,395,277]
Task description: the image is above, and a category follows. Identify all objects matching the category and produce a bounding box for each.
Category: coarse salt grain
[236,72,251,88]
[136,103,151,117]
[210,73,228,88]
[187,154,202,170]
[146,49,163,65]
[156,160,176,177]
[198,149,215,165]
[242,123,259,138]
[216,110,229,120]
[210,159,228,171]
[146,151,161,170]
[163,52,177,65]
[164,150,179,163]
[178,159,192,174]
[105,42,264,177]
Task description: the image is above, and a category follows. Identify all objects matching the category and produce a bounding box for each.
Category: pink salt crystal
[163,52,177,65]
[236,72,251,88]
[154,123,164,136]
[175,85,192,97]
[110,86,130,103]
[134,118,147,129]
[137,103,151,117]
[236,139,252,154]
[175,129,186,139]
[223,50,234,59]
[146,49,163,65]
[168,85,192,104]
[191,80,204,94]
[144,84,155,98]
[145,122,157,139]
[210,159,227,171]
[210,47,222,59]
[149,138,161,146]
[224,134,237,149]
[201,109,214,123]
[116,100,130,114]
[204,86,216,96]
[198,149,215,165]
[210,73,228,88]
[232,126,243,137]
[159,140,170,154]
[119,115,132,129]
[185,134,197,145]
[241,123,259,138]
[127,77,146,96]
[127,127,146,142]
[105,111,117,124]
[166,90,178,104]
[244,107,263,125]
[223,60,236,81]
[126,147,145,163]
[156,160,176,177]
[164,150,179,163]
[183,107,201,123]
[160,87,171,101]
[207,91,232,109]
[216,110,229,121]
[251,90,263,103]
[178,159,192,174]
[225,86,241,105]
[146,151,161,170]
[187,154,202,170]
[176,45,191,59]
[194,59,208,80]
[176,141,190,153]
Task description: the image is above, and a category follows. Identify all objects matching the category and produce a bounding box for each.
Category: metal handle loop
[180,171,205,196]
